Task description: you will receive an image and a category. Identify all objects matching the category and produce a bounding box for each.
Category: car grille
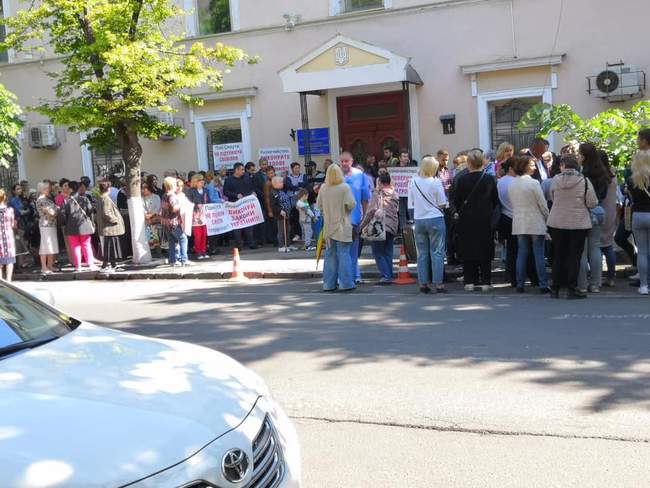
[247,415,285,488]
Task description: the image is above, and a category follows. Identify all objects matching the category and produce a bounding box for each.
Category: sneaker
[100,267,115,274]
[603,279,616,288]
[306,246,317,252]
[640,286,649,296]
[173,262,182,267]
[588,286,600,293]
[630,273,640,280]
[479,284,493,292]
[288,246,299,251]
[464,284,475,292]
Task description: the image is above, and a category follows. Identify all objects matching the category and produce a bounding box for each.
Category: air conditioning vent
[28,124,60,149]
[147,110,181,140]
[588,63,646,102]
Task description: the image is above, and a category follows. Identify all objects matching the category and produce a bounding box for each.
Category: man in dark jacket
[253,158,270,245]
[223,163,257,250]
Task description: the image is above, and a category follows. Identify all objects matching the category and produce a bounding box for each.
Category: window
[206,119,242,171]
[489,97,541,151]
[92,146,125,181]
[197,0,231,35]
[344,0,384,12]
[0,1,8,63]
[0,155,18,192]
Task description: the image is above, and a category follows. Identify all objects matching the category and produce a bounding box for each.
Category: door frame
[477,86,554,152]
[194,111,251,172]
[327,82,421,161]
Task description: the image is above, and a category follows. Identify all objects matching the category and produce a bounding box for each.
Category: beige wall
[1,0,649,184]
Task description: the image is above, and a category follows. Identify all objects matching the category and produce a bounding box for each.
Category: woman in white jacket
[509,156,550,293]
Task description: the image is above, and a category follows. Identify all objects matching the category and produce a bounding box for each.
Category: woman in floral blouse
[0,189,17,281]
[36,181,59,274]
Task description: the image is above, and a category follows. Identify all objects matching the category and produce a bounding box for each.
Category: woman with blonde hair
[408,155,448,293]
[495,142,515,177]
[630,150,650,295]
[0,189,16,281]
[316,164,357,292]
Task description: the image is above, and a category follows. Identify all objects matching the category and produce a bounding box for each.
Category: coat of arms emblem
[335,46,350,66]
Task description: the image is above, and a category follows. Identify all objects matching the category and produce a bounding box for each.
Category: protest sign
[388,167,418,198]
[213,142,244,171]
[204,195,264,236]
[259,147,292,175]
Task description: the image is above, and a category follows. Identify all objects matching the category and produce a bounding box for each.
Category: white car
[0,283,300,488]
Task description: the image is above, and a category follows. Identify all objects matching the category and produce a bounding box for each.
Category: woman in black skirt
[95,180,125,273]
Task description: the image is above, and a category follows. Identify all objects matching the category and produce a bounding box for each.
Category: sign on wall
[203,195,265,236]
[297,128,330,156]
[259,147,292,175]
[213,142,244,171]
[388,167,418,198]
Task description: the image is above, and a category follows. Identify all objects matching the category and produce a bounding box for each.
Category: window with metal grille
[0,156,19,192]
[489,98,541,152]
[0,2,8,63]
[91,146,124,182]
[197,0,231,35]
[344,0,384,12]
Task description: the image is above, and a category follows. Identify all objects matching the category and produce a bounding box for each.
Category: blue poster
[297,128,330,156]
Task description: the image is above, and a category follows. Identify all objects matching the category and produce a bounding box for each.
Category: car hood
[0,323,263,488]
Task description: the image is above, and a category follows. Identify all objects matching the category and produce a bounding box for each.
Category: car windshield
[0,284,78,359]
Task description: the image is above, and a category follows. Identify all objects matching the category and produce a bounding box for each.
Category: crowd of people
[318,131,650,298]
[1,130,649,297]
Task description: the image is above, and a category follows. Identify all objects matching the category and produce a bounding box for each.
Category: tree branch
[129,0,144,41]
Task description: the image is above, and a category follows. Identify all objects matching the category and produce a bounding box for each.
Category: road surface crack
[290,415,650,444]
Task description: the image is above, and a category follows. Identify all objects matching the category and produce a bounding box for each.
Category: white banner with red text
[388,167,418,198]
[203,195,265,236]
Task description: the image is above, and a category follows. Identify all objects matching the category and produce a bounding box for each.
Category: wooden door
[337,91,406,163]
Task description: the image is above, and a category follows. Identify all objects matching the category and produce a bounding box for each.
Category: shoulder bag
[360,193,386,241]
[413,179,444,213]
[583,178,605,226]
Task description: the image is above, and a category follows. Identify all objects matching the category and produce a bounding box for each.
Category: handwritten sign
[388,167,418,198]
[259,147,292,175]
[204,195,264,236]
[213,142,244,171]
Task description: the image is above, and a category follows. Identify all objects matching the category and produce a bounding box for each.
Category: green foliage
[0,0,253,150]
[518,101,650,167]
[198,0,231,36]
[0,82,23,168]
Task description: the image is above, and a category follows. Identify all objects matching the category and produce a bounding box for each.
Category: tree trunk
[116,123,152,265]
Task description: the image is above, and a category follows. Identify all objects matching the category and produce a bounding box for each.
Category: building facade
[0,0,648,186]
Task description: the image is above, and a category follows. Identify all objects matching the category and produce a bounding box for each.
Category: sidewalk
[14,245,409,282]
[13,244,635,284]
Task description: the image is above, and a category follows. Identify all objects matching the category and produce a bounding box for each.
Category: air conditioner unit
[588,63,646,101]
[28,124,59,149]
[149,111,178,140]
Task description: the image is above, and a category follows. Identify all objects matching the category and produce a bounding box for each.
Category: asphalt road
[18,279,650,487]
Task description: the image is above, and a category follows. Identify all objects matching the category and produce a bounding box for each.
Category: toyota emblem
[222,448,250,483]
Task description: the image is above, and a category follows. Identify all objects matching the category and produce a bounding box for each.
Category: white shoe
[630,273,640,280]
[464,284,475,292]
[479,284,493,292]
[639,286,649,295]
[278,247,287,252]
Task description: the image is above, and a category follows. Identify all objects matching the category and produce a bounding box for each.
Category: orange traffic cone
[394,245,416,285]
[229,248,249,282]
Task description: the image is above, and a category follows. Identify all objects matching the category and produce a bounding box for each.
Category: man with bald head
[340,152,371,283]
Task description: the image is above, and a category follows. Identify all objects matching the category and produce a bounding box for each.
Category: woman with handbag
[453,150,499,291]
[408,156,449,293]
[577,143,611,293]
[360,173,399,285]
[547,155,598,299]
[62,181,98,272]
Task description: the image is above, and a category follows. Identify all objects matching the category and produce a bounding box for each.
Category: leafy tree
[518,101,650,168]
[1,0,253,263]
[0,81,23,170]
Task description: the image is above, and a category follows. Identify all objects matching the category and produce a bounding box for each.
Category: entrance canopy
[279,35,423,93]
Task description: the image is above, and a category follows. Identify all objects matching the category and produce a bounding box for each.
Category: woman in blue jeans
[630,150,650,295]
[360,173,399,284]
[508,156,550,293]
[407,156,448,294]
[316,164,357,292]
